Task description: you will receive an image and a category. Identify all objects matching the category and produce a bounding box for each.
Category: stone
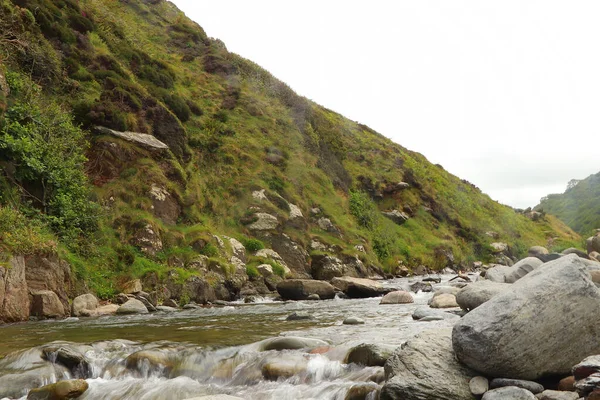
[490,242,509,254]
[455,281,511,311]
[381,328,476,400]
[412,306,459,321]
[452,254,600,380]
[409,281,433,293]
[537,391,579,400]
[149,184,180,225]
[116,299,149,315]
[575,372,600,396]
[484,265,512,282]
[481,387,536,400]
[27,379,89,400]
[529,246,549,257]
[255,336,328,351]
[94,126,168,150]
[257,264,274,277]
[317,217,340,234]
[286,311,312,321]
[562,248,589,259]
[505,257,544,283]
[121,279,142,294]
[331,276,387,298]
[346,343,397,367]
[252,189,268,201]
[134,295,156,312]
[0,365,69,399]
[24,254,72,313]
[262,354,308,380]
[380,290,414,304]
[0,256,30,323]
[277,279,336,300]
[288,203,304,219]
[490,378,544,394]
[71,294,99,317]
[345,384,379,400]
[307,294,320,300]
[429,293,458,308]
[592,236,600,254]
[42,345,90,378]
[30,290,66,319]
[343,316,365,325]
[573,355,600,380]
[156,305,177,312]
[590,252,600,263]
[558,376,575,391]
[115,293,129,304]
[247,213,279,231]
[184,396,245,400]
[162,298,178,308]
[311,255,346,280]
[270,234,309,275]
[94,304,119,316]
[469,376,489,396]
[382,210,410,225]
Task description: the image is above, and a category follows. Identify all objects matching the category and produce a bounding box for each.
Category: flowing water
[0,276,465,400]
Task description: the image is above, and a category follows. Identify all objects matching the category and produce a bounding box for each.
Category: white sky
[170,0,600,209]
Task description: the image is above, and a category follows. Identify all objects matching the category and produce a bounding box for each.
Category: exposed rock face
[382,210,409,225]
[381,328,475,400]
[504,257,544,283]
[270,234,309,275]
[25,254,72,313]
[94,126,169,150]
[0,256,29,323]
[227,237,247,263]
[149,184,180,225]
[331,276,387,298]
[311,255,347,280]
[131,223,163,256]
[30,290,66,319]
[452,255,600,380]
[455,281,511,311]
[276,279,336,300]
[71,294,99,317]
[248,213,278,231]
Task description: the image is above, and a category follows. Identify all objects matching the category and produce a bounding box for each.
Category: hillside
[535,172,600,235]
[0,0,580,302]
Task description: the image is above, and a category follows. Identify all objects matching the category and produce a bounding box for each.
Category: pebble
[469,376,489,396]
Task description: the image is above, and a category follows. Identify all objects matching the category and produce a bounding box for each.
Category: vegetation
[0,0,581,298]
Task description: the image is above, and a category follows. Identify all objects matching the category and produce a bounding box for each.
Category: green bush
[246,264,259,278]
[200,243,218,257]
[349,190,378,230]
[271,262,286,277]
[243,238,264,252]
[163,94,191,122]
[0,206,55,255]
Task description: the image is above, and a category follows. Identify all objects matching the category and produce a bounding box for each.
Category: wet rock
[409,281,433,293]
[125,350,174,375]
[256,336,328,351]
[381,328,476,400]
[482,387,536,400]
[307,293,320,301]
[121,279,142,294]
[345,384,379,400]
[331,276,387,298]
[27,379,89,400]
[347,343,397,367]
[71,294,99,317]
[380,290,414,304]
[0,365,69,399]
[505,257,544,283]
[537,390,579,400]
[455,281,511,311]
[30,290,66,319]
[277,279,336,300]
[490,378,544,394]
[422,276,442,283]
[262,353,308,380]
[452,255,600,380]
[469,376,489,396]
[411,306,459,321]
[0,255,30,322]
[429,293,458,308]
[248,213,279,231]
[42,345,90,378]
[116,299,149,315]
[286,311,312,321]
[343,316,365,325]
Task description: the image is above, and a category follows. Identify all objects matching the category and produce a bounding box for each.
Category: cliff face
[0,0,580,301]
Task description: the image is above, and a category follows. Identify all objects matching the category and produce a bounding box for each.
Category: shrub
[271,262,286,277]
[243,238,264,252]
[349,190,378,230]
[246,264,259,278]
[199,243,218,257]
[163,94,191,122]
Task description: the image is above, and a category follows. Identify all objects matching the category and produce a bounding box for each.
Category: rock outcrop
[331,276,387,298]
[276,279,336,300]
[0,256,29,323]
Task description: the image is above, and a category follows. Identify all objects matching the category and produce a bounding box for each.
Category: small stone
[286,311,312,321]
[307,294,320,301]
[490,378,544,394]
[343,316,365,325]
[410,281,433,293]
[537,390,579,400]
[470,376,489,396]
[116,299,149,315]
[482,386,536,400]
[557,376,575,391]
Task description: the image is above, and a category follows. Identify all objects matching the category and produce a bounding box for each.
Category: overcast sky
[171,1,600,209]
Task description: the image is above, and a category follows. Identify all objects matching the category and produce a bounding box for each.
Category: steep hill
[0,0,580,301]
[535,172,600,235]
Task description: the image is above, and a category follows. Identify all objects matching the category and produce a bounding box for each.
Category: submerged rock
[27,379,88,400]
[255,336,328,351]
[286,311,312,321]
[346,343,397,367]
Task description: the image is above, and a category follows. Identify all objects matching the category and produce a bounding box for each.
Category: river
[0,276,462,400]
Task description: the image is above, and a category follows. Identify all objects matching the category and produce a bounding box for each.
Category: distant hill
[0,0,580,299]
[536,172,600,235]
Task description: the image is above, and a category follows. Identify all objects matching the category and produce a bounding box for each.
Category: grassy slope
[0,0,580,297]
[536,172,600,236]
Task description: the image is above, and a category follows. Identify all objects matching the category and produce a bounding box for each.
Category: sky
[170,1,600,209]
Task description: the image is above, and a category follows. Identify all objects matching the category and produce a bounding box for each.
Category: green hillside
[0,0,580,299]
[536,172,600,236]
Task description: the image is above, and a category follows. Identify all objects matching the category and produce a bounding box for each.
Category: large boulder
[30,290,66,319]
[452,254,600,380]
[504,257,544,283]
[0,256,30,322]
[276,279,336,300]
[346,343,398,367]
[331,276,387,298]
[484,265,512,283]
[481,387,536,400]
[71,294,99,317]
[380,291,414,304]
[116,299,149,315]
[455,281,511,311]
[310,255,346,280]
[429,293,459,308]
[27,379,88,400]
[381,328,475,400]
[247,213,278,231]
[528,246,549,258]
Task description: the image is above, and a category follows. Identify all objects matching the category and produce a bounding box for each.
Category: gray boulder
[343,316,365,325]
[528,246,549,257]
[452,254,600,380]
[381,328,476,400]
[485,265,512,283]
[346,343,397,367]
[116,299,149,315]
[412,306,459,321]
[331,276,387,298]
[71,294,99,317]
[490,378,544,393]
[504,257,544,283]
[311,255,346,280]
[481,387,536,400]
[537,390,579,400]
[247,213,278,231]
[277,279,336,300]
[456,281,511,311]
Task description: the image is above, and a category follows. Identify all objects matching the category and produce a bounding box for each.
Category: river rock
[156,305,177,312]
[429,293,458,308]
[134,295,157,312]
[277,279,336,300]
[262,353,308,380]
[504,257,544,283]
[537,390,579,400]
[484,265,512,283]
[469,376,489,396]
[346,343,397,367]
[121,279,142,294]
[162,298,179,308]
[573,355,600,380]
[575,373,600,397]
[452,254,600,380]
[116,299,149,315]
[27,379,89,400]
[490,378,544,394]
[41,344,91,378]
[286,311,312,321]
[411,306,459,321]
[380,290,414,304]
[410,281,432,293]
[481,387,536,400]
[455,281,511,311]
[255,336,328,351]
[343,316,365,325]
[381,327,475,400]
[0,365,70,399]
[30,290,66,319]
[71,294,99,317]
[307,293,320,300]
[331,277,387,298]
